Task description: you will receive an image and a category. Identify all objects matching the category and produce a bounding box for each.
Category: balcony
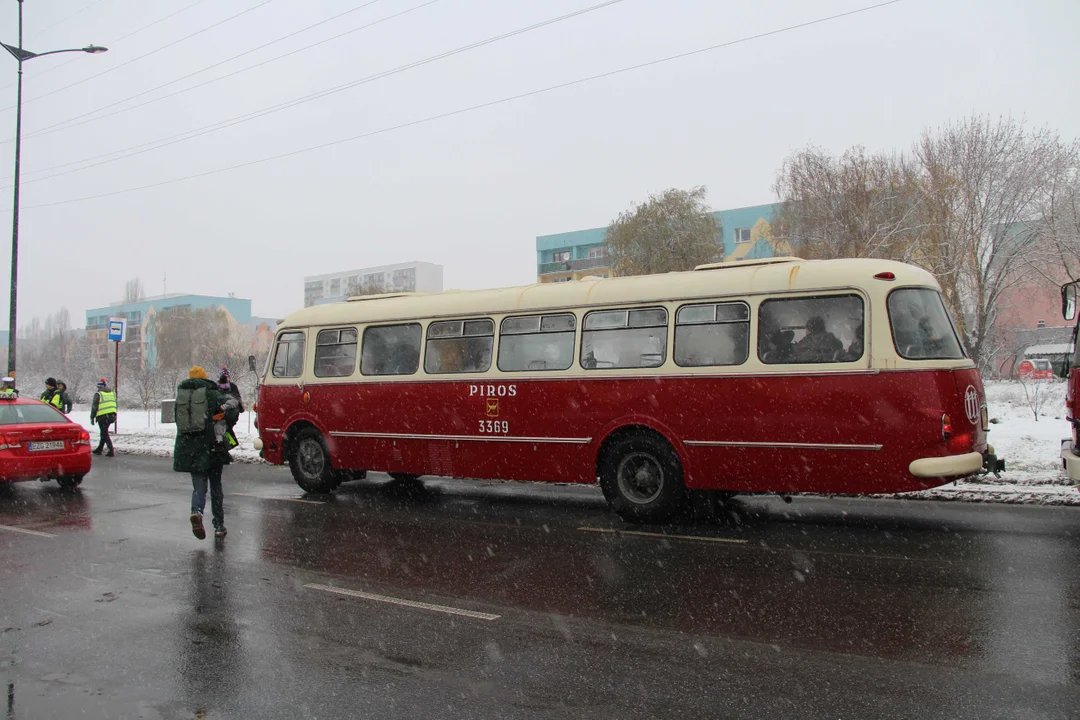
[538,255,611,275]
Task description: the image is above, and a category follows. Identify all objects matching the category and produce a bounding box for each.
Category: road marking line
[0,524,56,538]
[232,493,324,504]
[577,527,748,544]
[304,583,500,621]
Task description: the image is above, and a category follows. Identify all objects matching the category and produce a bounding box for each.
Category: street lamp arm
[1,43,107,61]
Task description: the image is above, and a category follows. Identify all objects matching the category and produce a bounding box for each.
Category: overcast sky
[0,0,1077,326]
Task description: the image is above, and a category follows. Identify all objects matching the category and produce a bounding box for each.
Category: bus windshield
[887,288,965,360]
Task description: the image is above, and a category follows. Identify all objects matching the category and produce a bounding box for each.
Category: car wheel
[599,432,687,524]
[288,428,339,494]
[57,475,83,489]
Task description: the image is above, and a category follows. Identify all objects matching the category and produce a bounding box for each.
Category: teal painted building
[536,202,784,282]
[85,294,254,369]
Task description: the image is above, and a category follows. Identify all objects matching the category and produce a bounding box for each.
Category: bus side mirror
[1064,284,1078,321]
[248,355,257,372]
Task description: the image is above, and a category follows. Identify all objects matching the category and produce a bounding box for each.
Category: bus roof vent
[345,292,412,302]
[693,257,802,271]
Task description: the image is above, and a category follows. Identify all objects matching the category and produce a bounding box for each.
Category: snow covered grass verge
[70,382,1080,505]
[74,410,264,465]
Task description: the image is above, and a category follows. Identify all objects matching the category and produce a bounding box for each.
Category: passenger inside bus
[843,323,865,362]
[793,315,844,363]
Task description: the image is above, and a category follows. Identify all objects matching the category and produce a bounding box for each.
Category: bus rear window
[888,289,965,360]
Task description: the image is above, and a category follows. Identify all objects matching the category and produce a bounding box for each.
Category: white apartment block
[303,261,444,307]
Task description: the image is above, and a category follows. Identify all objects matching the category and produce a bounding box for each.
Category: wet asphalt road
[1,458,1079,719]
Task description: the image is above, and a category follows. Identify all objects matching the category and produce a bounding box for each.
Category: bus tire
[289,428,339,494]
[599,432,687,523]
[57,475,83,489]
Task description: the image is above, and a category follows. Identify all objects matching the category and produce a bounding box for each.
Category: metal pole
[7,0,23,378]
[114,340,119,433]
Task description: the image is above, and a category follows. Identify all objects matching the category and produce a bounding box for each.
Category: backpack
[175,386,210,435]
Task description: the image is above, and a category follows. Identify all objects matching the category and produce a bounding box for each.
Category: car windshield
[0,403,67,425]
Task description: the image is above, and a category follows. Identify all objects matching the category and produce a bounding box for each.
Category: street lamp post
[1,0,106,380]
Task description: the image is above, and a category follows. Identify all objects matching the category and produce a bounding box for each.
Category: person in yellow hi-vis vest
[90,378,117,457]
[40,377,63,410]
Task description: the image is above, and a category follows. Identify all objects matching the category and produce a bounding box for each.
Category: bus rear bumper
[909,452,984,479]
[1061,439,1080,484]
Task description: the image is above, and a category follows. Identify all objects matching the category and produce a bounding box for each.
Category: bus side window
[674,302,750,367]
[361,324,422,376]
[758,295,864,365]
[581,307,668,370]
[272,332,305,378]
[498,313,576,372]
[314,328,358,378]
[424,319,495,374]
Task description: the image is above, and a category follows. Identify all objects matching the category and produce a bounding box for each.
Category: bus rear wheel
[289,428,340,494]
[599,432,687,524]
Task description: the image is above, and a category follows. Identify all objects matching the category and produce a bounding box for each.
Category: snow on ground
[73,380,1080,505]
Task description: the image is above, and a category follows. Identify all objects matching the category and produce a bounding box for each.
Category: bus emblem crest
[964,386,980,425]
[486,398,499,417]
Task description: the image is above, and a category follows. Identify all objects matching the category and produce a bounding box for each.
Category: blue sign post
[108,318,126,432]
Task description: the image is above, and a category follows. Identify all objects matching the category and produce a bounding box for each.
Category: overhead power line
[0,0,276,113]
[0,0,213,93]
[27,0,110,40]
[21,0,399,140]
[2,0,619,183]
[12,0,905,211]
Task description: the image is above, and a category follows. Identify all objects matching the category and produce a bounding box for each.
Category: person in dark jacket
[40,377,62,410]
[174,366,237,540]
[793,315,844,363]
[90,378,117,456]
[56,381,73,414]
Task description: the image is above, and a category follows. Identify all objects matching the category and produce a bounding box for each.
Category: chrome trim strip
[262,428,282,433]
[684,440,882,451]
[329,431,591,445]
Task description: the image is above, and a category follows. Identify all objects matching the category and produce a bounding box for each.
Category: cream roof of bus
[278,258,940,330]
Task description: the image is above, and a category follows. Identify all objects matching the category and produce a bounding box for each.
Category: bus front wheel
[599,432,687,523]
[289,428,340,494]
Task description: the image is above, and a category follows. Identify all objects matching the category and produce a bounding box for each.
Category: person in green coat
[173,366,237,540]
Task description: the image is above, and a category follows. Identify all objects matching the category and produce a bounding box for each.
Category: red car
[1018,358,1055,380]
[0,393,92,488]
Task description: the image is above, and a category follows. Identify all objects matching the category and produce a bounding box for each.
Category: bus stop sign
[108,317,126,342]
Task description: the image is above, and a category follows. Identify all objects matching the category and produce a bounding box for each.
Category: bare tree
[773,145,925,261]
[912,117,1065,372]
[604,186,721,276]
[124,277,145,304]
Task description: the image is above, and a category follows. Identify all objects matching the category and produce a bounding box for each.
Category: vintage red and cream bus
[254,257,1002,522]
[1059,280,1080,483]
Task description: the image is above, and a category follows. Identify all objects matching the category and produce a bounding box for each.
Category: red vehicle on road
[1018,358,1055,380]
[1060,282,1080,482]
[0,392,92,488]
[255,257,1003,522]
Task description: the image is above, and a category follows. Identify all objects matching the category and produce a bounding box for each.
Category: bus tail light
[941,414,952,441]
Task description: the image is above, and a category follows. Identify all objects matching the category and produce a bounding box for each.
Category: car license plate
[28,441,64,452]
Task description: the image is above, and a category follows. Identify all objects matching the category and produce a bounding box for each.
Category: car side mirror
[1063,284,1077,321]
[248,355,257,372]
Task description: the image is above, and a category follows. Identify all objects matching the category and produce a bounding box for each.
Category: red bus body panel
[258,368,986,495]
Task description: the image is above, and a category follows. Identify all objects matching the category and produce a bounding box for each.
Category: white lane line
[305,583,501,621]
[0,524,56,538]
[232,493,324,504]
[577,527,748,544]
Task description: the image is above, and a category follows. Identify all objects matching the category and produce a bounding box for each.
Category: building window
[734,227,752,244]
[552,251,571,263]
[303,281,323,308]
[328,278,341,296]
[587,247,605,259]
